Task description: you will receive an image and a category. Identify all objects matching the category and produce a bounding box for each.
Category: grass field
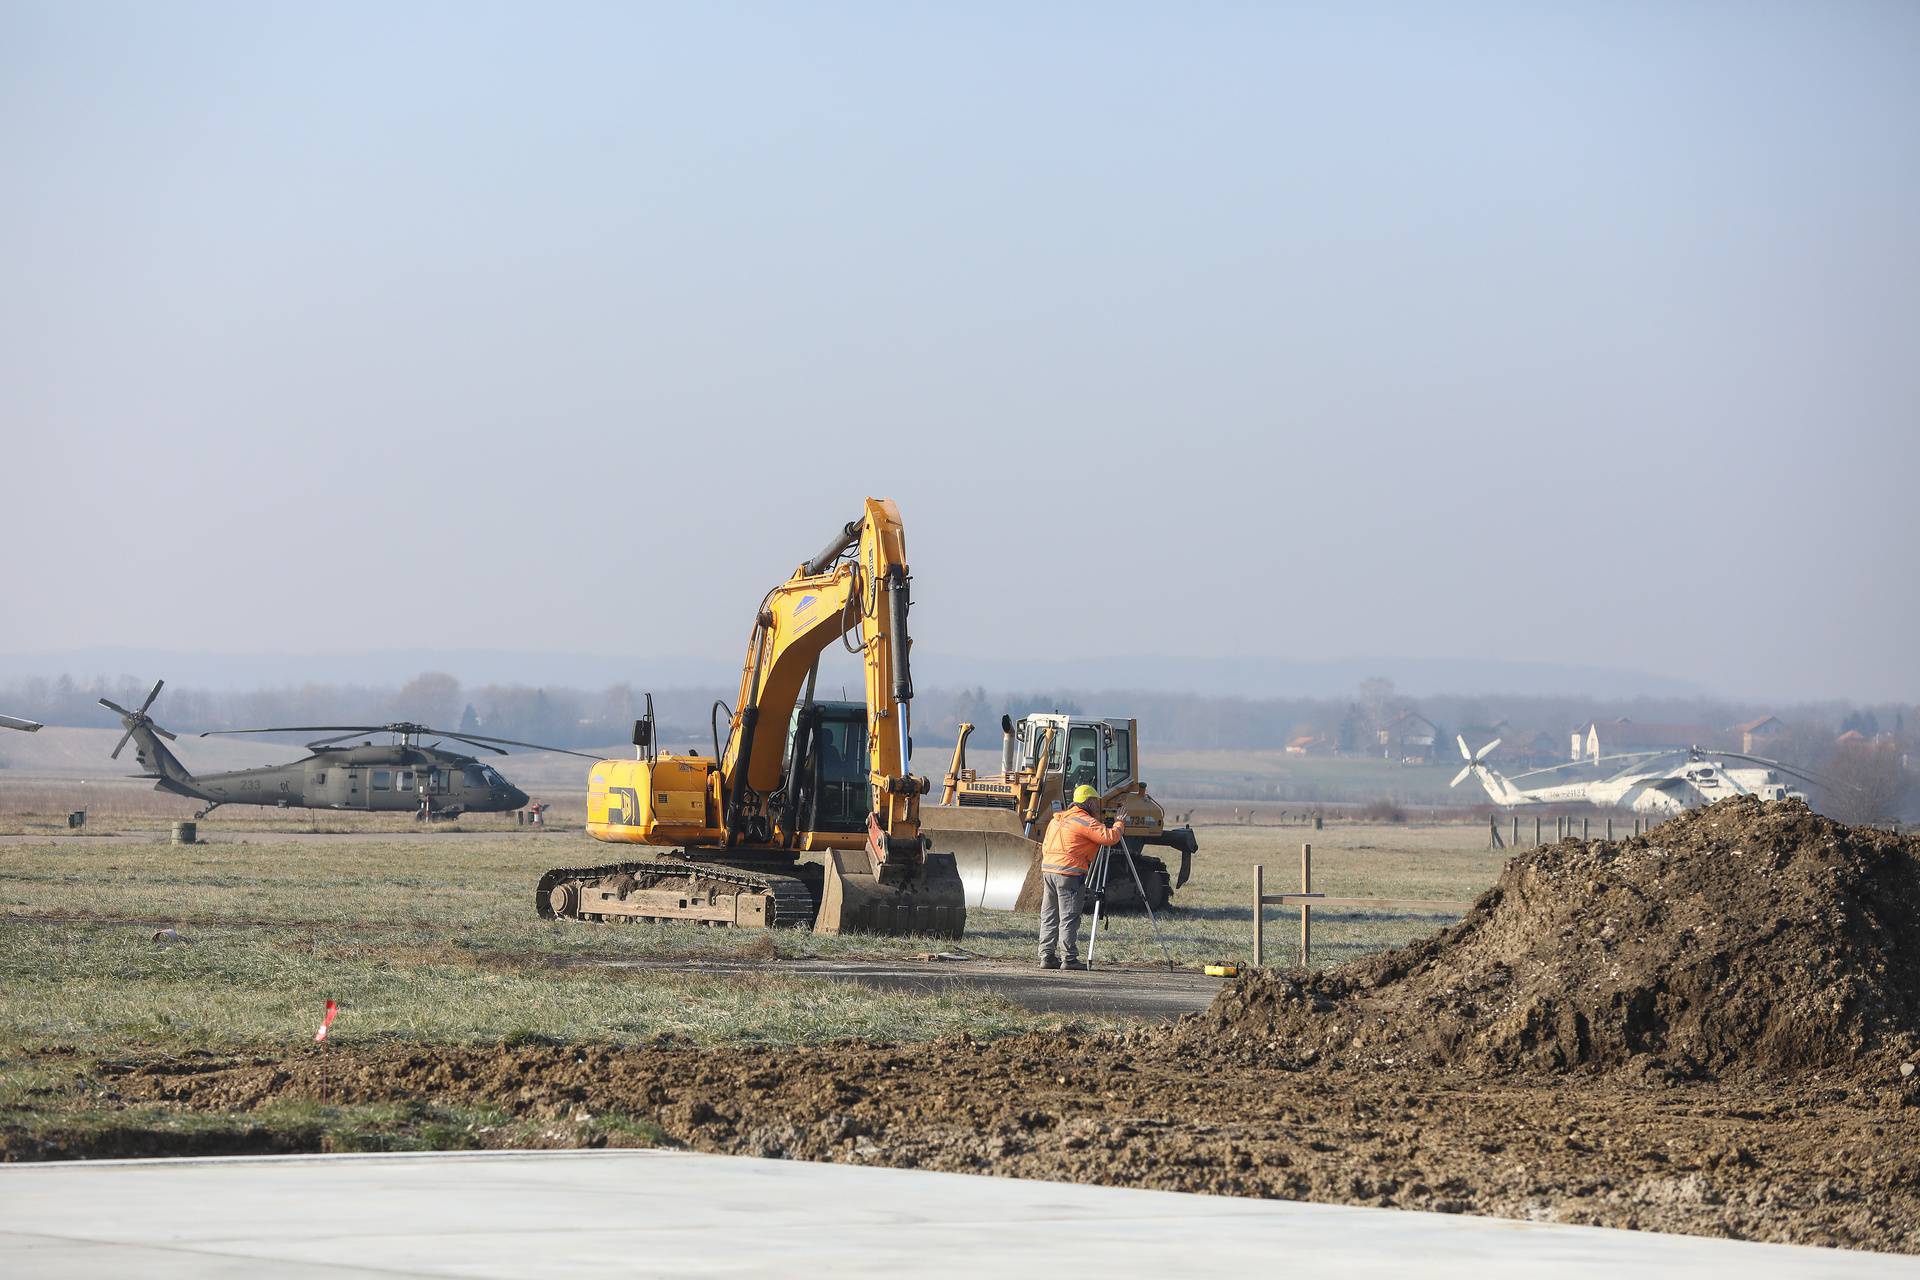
[1149,749,1480,806]
[0,814,1506,1032]
[0,774,592,832]
[0,810,1508,1153]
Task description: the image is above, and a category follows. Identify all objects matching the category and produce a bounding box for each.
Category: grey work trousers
[1038,871,1086,962]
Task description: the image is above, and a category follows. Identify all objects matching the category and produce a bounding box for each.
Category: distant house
[1379,711,1440,764]
[1456,721,1511,752]
[1572,718,1722,763]
[1504,730,1562,770]
[1835,729,1869,748]
[1732,716,1784,754]
[1285,733,1332,757]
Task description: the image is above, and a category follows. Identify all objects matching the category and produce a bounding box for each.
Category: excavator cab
[1017,714,1135,799]
[784,702,873,834]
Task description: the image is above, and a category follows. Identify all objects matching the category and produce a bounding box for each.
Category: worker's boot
[1039,955,1061,970]
[1061,959,1087,971]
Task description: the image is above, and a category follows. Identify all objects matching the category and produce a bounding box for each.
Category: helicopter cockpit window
[372,770,391,791]
[481,767,504,786]
[463,766,488,788]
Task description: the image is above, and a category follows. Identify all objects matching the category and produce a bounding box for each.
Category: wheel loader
[923,713,1197,913]
[536,498,965,938]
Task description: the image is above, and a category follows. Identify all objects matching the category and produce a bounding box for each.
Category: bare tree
[389,672,464,728]
[1766,722,1835,777]
[1823,741,1912,826]
[1358,676,1396,730]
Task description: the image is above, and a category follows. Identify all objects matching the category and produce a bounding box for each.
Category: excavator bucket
[920,806,1043,911]
[816,849,967,938]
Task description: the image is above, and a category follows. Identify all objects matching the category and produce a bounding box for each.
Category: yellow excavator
[536,498,966,937]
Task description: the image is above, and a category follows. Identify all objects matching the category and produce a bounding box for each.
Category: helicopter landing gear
[193,801,224,819]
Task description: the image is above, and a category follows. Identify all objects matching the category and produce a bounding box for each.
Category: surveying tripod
[1083,836,1176,971]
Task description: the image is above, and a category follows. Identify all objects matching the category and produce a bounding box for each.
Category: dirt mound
[1196,798,1920,1079]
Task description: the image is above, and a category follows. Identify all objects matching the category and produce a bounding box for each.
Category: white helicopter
[1449,735,1815,816]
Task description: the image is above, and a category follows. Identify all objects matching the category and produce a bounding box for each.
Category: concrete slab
[0,1149,1908,1279]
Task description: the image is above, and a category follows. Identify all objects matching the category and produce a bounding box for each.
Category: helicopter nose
[506,786,529,810]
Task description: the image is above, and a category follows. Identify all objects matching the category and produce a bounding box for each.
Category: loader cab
[785,701,873,833]
[1015,715,1134,796]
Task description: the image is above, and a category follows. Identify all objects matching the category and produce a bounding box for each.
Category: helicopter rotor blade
[1704,749,1830,788]
[110,728,134,760]
[1450,765,1473,788]
[200,726,387,738]
[305,730,378,749]
[440,736,510,756]
[397,726,605,760]
[420,729,604,760]
[138,679,164,717]
[202,721,602,760]
[98,698,134,718]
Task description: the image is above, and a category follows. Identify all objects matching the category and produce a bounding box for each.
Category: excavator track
[535,858,818,930]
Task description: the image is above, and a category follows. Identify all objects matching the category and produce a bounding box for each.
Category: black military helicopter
[100,679,598,819]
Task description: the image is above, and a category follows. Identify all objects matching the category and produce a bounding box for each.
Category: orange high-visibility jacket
[1040,807,1125,875]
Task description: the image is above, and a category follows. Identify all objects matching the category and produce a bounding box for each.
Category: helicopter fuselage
[100,682,582,820]
[155,744,530,816]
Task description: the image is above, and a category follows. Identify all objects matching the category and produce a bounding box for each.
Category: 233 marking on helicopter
[100,679,597,819]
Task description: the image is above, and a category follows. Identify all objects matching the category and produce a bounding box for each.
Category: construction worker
[1037,784,1126,970]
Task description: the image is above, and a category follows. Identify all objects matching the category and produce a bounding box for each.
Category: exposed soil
[6,800,1919,1252]
[7,1034,1914,1251]
[1191,798,1920,1081]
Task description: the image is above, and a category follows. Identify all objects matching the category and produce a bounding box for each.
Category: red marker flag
[315,999,338,1043]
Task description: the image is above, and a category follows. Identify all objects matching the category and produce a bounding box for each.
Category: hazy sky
[3,2,1915,701]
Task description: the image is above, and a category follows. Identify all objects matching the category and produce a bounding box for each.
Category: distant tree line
[8,672,1912,778]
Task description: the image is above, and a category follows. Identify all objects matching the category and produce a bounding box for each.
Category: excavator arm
[717,497,927,865]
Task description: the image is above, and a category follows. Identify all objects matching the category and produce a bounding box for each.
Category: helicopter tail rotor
[99,679,175,760]
[1450,734,1502,789]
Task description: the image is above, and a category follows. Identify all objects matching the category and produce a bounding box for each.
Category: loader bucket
[920,805,1043,911]
[816,848,966,938]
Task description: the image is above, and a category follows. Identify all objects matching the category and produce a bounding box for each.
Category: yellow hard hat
[1073,784,1099,805]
